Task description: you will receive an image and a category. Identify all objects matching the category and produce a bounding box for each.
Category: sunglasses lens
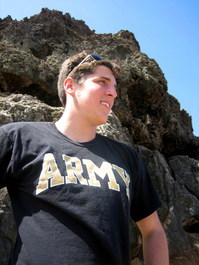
[77,54,102,67]
[91,54,102,61]
[67,53,102,77]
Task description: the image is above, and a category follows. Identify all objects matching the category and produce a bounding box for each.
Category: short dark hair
[57,51,120,106]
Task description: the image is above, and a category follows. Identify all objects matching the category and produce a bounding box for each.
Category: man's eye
[98,80,105,85]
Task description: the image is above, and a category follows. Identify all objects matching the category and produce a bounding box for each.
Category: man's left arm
[136,211,169,265]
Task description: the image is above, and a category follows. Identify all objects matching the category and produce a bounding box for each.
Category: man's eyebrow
[99,76,118,89]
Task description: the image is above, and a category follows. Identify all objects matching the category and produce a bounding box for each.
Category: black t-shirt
[0,122,162,265]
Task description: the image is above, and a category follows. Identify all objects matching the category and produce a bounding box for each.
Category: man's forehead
[92,65,115,78]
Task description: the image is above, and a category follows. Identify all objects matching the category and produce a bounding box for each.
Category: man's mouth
[101,101,110,108]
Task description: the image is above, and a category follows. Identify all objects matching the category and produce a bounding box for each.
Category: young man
[0,51,169,265]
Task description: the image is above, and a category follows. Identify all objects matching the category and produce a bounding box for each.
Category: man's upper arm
[136,211,163,237]
[135,211,169,265]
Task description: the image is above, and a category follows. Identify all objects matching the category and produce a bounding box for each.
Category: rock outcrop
[0,8,198,265]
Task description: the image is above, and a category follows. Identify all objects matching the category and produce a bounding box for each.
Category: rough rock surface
[0,8,198,265]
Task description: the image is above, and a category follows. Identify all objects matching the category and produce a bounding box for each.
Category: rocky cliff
[0,8,198,265]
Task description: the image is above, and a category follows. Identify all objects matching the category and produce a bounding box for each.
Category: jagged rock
[0,188,16,265]
[168,155,199,198]
[137,146,199,265]
[0,8,199,265]
[0,93,63,123]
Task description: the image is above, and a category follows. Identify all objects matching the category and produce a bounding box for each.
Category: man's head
[57,51,120,106]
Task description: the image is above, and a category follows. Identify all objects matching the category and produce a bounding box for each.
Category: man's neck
[55,113,97,143]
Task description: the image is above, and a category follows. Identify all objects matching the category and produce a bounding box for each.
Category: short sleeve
[0,126,13,188]
[130,155,162,222]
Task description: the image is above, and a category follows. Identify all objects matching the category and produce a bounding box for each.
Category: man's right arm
[136,211,169,265]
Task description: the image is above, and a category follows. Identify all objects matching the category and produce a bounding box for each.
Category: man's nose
[106,86,117,99]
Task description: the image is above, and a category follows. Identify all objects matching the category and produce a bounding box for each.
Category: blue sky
[1,0,198,136]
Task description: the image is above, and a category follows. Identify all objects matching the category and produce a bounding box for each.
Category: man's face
[73,65,117,127]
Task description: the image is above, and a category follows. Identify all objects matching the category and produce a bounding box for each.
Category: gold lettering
[83,160,120,191]
[35,154,130,198]
[62,155,88,185]
[36,153,63,195]
[112,164,130,199]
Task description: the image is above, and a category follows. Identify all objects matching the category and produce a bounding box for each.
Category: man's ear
[64,77,75,95]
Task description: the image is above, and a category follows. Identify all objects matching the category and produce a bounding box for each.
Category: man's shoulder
[97,133,136,153]
[0,121,51,135]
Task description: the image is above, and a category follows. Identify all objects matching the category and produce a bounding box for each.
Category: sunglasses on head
[77,53,102,67]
